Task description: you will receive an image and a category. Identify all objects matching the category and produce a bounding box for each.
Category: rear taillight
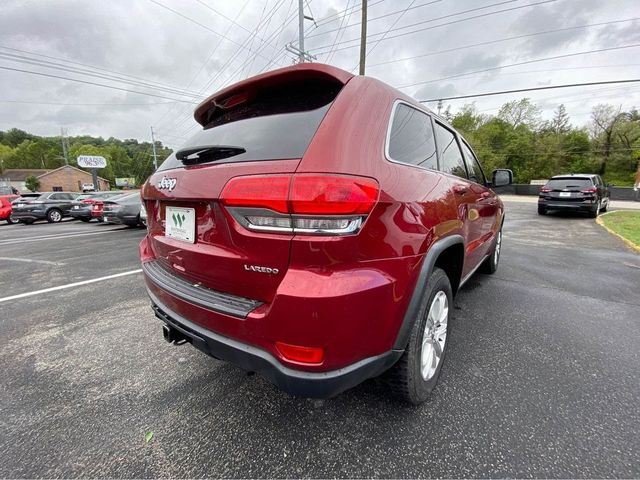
[540,187,551,193]
[581,187,597,193]
[220,174,379,235]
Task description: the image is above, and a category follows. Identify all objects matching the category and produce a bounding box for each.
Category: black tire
[47,208,63,223]
[385,267,453,405]
[601,200,608,213]
[590,201,600,218]
[6,216,15,224]
[537,205,546,215]
[480,227,502,274]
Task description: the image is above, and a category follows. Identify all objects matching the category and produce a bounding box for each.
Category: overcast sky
[0,0,638,148]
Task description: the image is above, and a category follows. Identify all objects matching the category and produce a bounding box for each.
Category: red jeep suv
[140,63,511,404]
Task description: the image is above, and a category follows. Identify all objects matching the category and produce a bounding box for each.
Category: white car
[81,183,95,192]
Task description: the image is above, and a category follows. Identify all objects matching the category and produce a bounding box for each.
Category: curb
[595,213,640,253]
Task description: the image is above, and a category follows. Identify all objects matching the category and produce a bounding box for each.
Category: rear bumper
[538,198,596,211]
[117,214,140,225]
[102,214,121,224]
[149,289,402,398]
[70,209,92,219]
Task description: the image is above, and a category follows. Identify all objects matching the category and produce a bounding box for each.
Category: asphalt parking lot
[1,201,639,478]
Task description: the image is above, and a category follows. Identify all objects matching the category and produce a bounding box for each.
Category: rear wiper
[175,145,246,165]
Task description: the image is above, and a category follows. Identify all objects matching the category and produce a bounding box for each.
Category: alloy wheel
[421,291,449,381]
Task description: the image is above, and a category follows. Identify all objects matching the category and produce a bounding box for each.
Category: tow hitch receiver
[162,324,189,345]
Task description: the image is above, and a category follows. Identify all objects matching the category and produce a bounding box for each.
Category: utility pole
[298,0,305,63]
[437,100,443,116]
[150,126,158,170]
[60,127,69,165]
[359,0,368,75]
[285,1,316,63]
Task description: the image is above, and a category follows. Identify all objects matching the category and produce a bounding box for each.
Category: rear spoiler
[193,63,354,127]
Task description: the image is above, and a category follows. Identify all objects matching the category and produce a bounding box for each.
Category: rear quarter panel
[293,76,461,353]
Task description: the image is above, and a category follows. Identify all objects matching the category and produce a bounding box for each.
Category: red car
[0,194,19,224]
[140,63,512,403]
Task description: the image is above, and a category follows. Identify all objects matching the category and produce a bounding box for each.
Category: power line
[148,0,271,62]
[0,52,203,99]
[325,0,354,63]
[366,17,640,68]
[152,0,253,131]
[355,0,440,72]
[0,99,181,106]
[0,44,193,94]
[310,0,558,55]
[399,43,640,89]
[311,0,386,30]
[442,63,640,83]
[0,65,200,103]
[308,0,458,39]
[155,0,292,133]
[418,79,640,102]
[161,1,298,135]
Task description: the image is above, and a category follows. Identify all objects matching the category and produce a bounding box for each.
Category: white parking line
[0,269,143,303]
[0,256,63,266]
[0,229,130,245]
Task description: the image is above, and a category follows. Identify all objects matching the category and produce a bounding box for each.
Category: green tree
[498,98,541,129]
[549,104,570,134]
[24,175,40,192]
[0,128,34,148]
[0,144,15,173]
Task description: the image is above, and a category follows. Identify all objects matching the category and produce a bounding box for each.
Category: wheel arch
[392,234,464,350]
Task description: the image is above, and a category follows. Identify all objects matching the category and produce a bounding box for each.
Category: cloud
[0,0,638,146]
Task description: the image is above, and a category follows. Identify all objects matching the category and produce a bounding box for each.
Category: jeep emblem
[158,176,177,191]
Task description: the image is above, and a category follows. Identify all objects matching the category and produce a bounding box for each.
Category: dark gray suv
[538,174,611,217]
[11,191,78,224]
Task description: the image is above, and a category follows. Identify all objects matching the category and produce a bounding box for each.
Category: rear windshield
[158,79,342,172]
[546,178,593,189]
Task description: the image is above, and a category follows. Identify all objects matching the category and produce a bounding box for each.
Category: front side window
[387,103,437,169]
[460,141,486,185]
[434,123,467,179]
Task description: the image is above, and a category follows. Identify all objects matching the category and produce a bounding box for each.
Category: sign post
[77,155,107,191]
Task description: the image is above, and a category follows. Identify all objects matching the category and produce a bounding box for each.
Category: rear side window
[460,141,486,185]
[387,103,437,169]
[158,79,342,172]
[547,178,593,189]
[434,123,467,179]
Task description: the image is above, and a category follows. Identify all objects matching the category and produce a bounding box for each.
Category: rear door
[143,77,345,303]
[460,139,499,239]
[433,122,487,274]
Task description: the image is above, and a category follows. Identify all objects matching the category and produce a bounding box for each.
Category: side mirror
[492,169,513,187]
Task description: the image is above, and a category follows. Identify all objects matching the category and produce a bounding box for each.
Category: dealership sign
[77,155,107,169]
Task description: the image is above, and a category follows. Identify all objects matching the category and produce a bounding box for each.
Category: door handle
[452,185,468,195]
